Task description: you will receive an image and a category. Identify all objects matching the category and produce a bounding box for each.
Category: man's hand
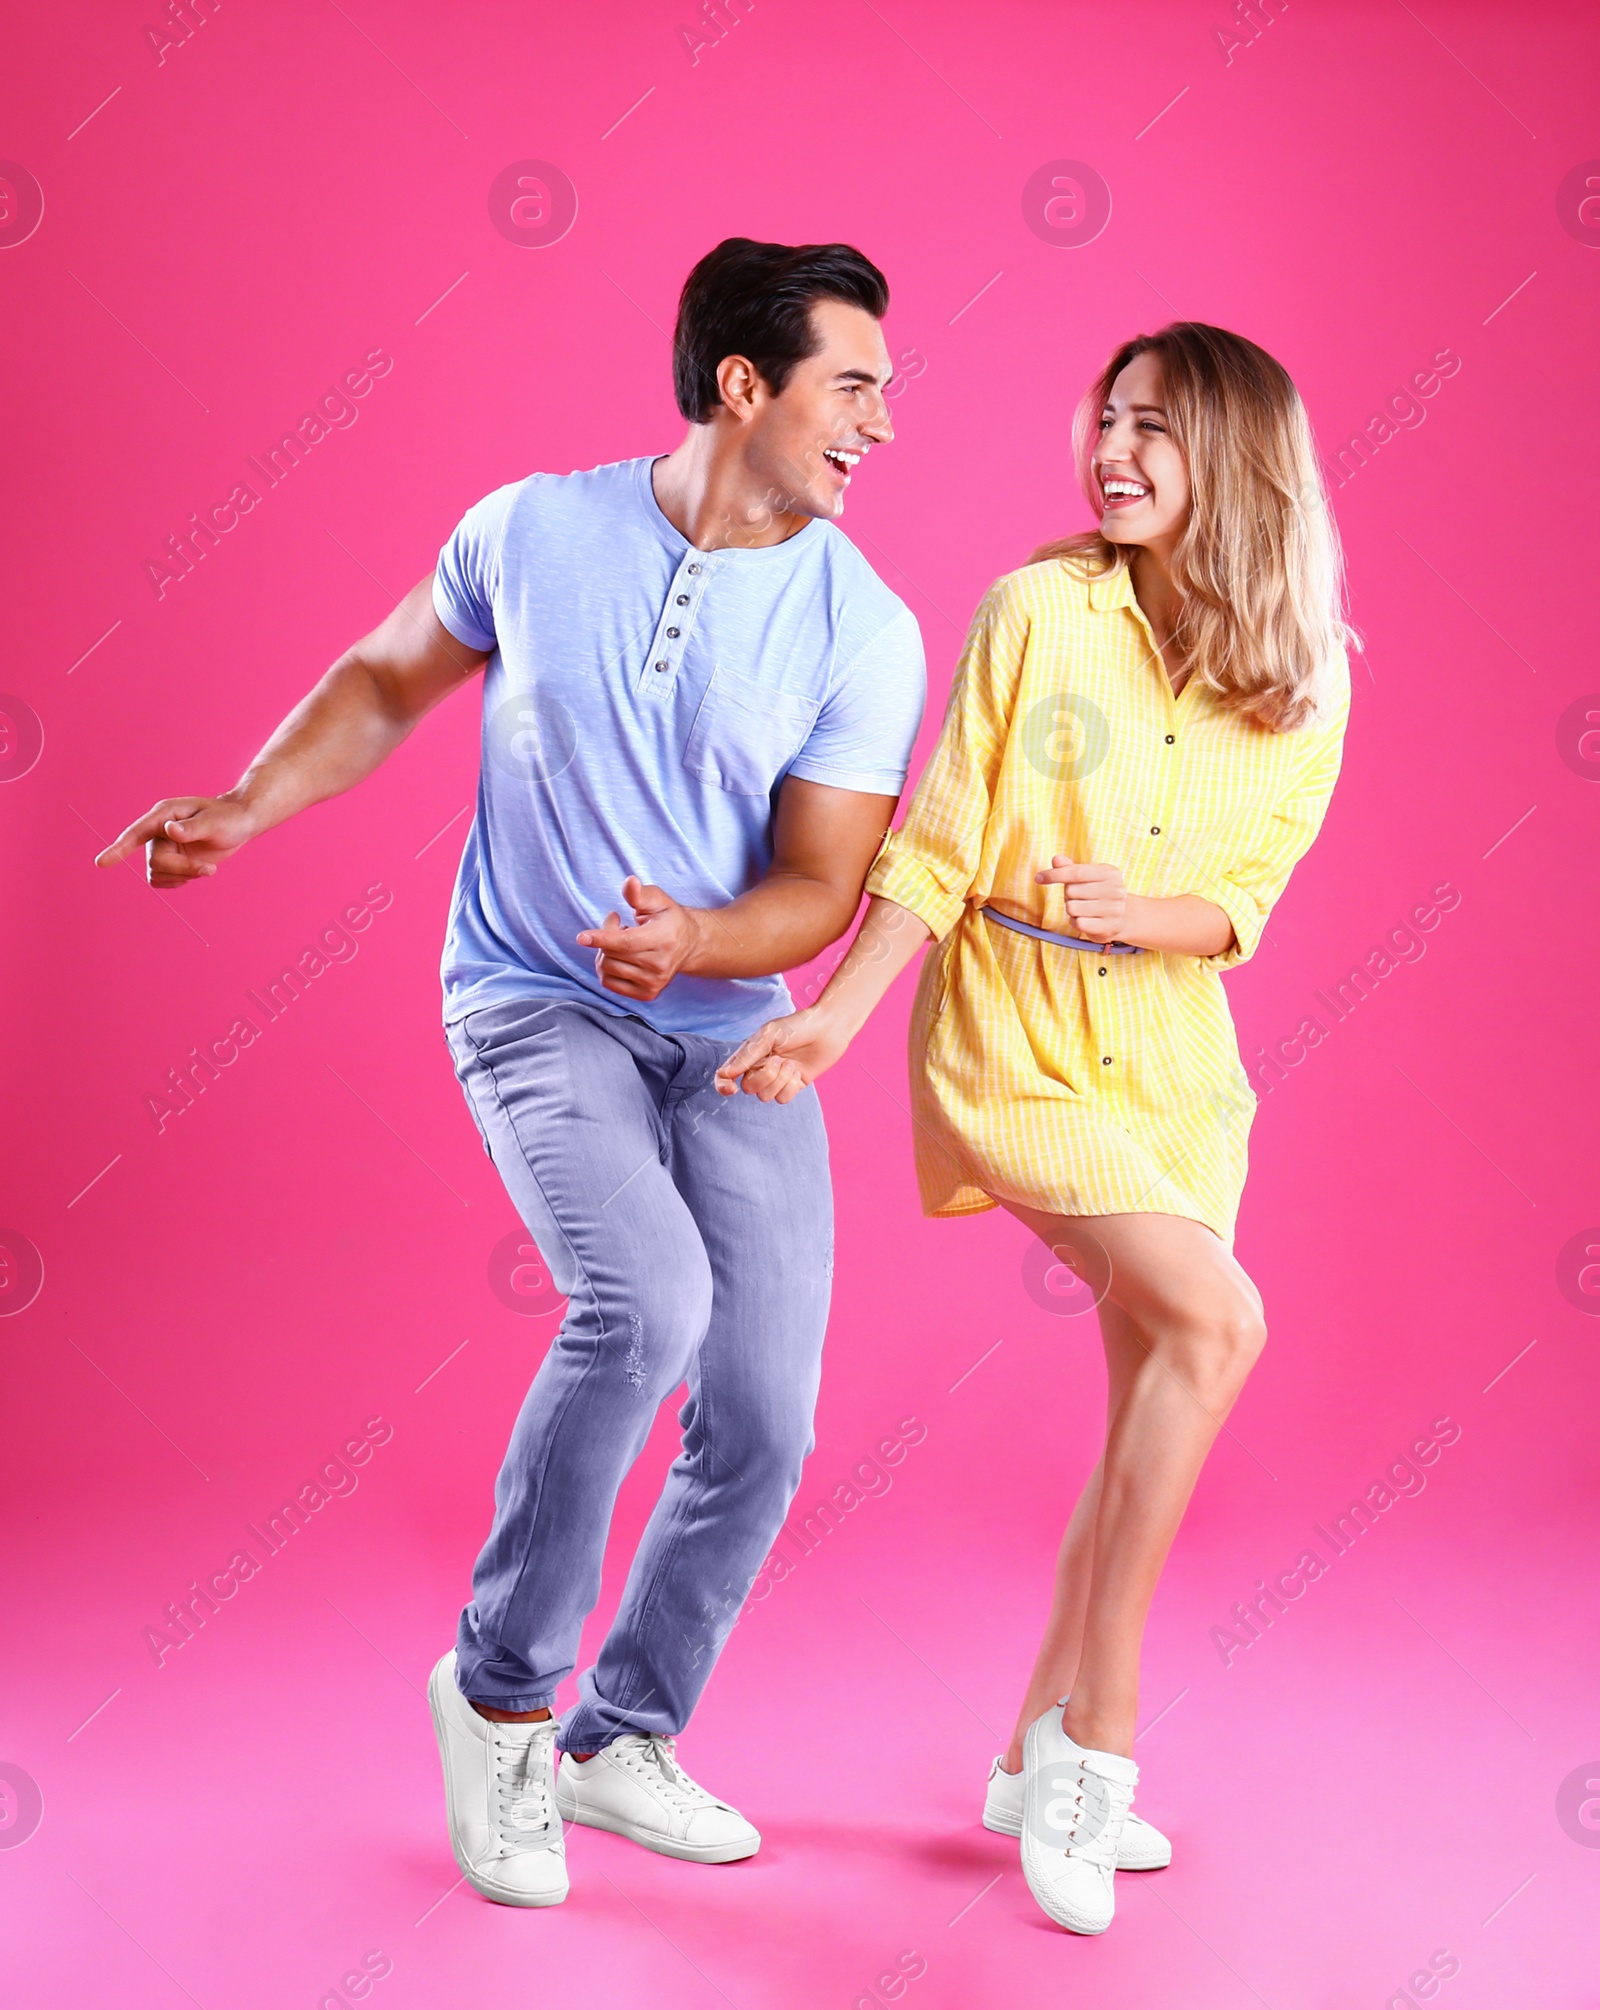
[715,1004,854,1104]
[577,875,710,1002]
[96,794,260,888]
[1035,856,1129,942]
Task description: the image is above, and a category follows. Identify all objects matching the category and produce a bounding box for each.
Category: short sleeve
[1205,658,1351,969]
[432,482,521,653]
[865,580,1029,940]
[786,605,926,795]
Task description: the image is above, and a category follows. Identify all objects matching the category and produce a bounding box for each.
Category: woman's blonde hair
[1033,322,1356,732]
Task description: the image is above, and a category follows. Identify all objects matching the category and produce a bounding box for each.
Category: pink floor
[6,1327,1597,2007]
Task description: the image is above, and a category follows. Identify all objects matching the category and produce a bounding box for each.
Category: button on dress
[864,560,1349,1243]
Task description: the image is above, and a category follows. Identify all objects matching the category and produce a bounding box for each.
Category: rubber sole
[555,1797,759,1863]
[428,1659,569,1907]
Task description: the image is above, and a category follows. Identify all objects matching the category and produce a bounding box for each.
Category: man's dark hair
[673,237,889,424]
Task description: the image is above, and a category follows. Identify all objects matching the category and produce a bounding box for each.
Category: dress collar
[1085,561,1138,615]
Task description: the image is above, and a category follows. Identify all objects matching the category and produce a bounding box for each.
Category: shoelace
[610,1735,724,1814]
[1044,1761,1134,1865]
[489,1721,558,1852]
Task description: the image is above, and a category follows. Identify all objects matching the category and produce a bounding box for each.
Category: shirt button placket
[646,556,709,693]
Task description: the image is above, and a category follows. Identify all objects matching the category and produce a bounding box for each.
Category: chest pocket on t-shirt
[682,666,822,797]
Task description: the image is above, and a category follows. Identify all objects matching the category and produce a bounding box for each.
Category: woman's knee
[1169,1298,1267,1404]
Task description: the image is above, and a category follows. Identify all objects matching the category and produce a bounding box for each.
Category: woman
[715,323,1353,1935]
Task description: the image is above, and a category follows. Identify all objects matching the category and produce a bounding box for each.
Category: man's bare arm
[95,575,489,887]
[575,775,900,1002]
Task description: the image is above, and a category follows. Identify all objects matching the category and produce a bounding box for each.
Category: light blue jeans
[446,998,833,1752]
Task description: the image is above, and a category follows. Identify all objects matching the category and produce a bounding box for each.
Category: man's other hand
[577,875,709,1002]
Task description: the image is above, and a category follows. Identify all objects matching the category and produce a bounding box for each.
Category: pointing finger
[576,910,625,949]
[96,809,171,869]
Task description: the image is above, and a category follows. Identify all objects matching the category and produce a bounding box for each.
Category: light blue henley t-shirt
[432,456,927,1043]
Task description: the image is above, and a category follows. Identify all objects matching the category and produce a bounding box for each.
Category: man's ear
[715,353,762,420]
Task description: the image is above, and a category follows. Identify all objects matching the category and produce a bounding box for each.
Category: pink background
[3,1,1598,2003]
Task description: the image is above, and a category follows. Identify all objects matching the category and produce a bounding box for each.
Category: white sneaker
[1020,1708,1139,1934]
[555,1734,760,1863]
[428,1651,568,1907]
[984,1755,1171,1868]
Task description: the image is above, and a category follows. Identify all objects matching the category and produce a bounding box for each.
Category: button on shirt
[432,456,927,1041]
[866,557,1348,1241]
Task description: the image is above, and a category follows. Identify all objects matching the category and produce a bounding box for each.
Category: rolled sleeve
[865,844,968,941]
[1205,876,1275,969]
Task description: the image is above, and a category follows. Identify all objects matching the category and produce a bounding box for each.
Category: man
[99,238,925,1907]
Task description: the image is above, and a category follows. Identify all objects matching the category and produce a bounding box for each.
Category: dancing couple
[101,236,1349,1935]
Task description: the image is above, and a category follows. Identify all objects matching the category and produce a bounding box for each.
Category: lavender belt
[981,905,1144,956]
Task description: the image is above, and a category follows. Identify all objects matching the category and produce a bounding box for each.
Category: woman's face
[1091,351,1190,556]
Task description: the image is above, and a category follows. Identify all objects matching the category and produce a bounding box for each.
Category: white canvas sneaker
[428,1651,568,1907]
[555,1733,760,1863]
[984,1755,1171,1868]
[1020,1708,1139,1934]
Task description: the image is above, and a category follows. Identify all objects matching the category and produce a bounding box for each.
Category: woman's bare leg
[998,1303,1146,1772]
[1003,1208,1268,1760]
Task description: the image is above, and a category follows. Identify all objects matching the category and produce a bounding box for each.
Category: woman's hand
[715,1004,854,1104]
[716,895,933,1102]
[1035,856,1129,942]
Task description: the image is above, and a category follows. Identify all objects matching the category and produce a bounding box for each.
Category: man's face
[741,298,894,522]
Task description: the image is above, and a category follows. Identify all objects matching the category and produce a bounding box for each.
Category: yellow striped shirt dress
[864,559,1349,1245]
